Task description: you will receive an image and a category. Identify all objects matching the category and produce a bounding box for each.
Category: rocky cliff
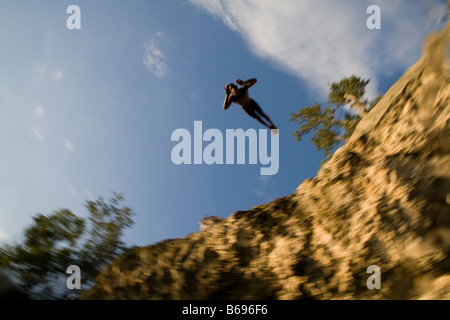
[80,24,450,300]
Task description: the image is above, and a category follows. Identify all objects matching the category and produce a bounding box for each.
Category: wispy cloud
[63,139,75,153]
[32,126,44,141]
[143,33,169,78]
[31,106,45,141]
[33,64,64,82]
[188,0,431,99]
[0,228,9,241]
[54,69,63,81]
[34,105,44,118]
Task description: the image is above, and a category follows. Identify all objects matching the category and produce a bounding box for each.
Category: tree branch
[344,93,368,117]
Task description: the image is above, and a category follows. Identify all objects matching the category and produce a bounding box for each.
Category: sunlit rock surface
[80,24,450,300]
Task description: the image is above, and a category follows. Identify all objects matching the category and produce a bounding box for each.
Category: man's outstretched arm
[236,78,257,89]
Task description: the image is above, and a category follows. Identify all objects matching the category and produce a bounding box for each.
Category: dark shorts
[242,99,264,119]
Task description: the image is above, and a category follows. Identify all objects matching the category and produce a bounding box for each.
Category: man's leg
[250,111,278,134]
[244,101,278,130]
[244,107,271,129]
[253,103,277,129]
[257,110,276,129]
[254,114,272,129]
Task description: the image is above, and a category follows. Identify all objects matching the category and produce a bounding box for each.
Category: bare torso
[230,87,252,107]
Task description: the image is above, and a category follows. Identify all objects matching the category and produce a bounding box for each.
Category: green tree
[0,192,135,299]
[79,192,135,282]
[0,209,85,295]
[290,75,381,164]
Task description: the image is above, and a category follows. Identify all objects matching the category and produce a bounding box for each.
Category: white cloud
[54,69,63,81]
[63,139,75,153]
[188,0,430,99]
[34,105,44,118]
[143,35,169,78]
[31,107,44,141]
[32,126,44,141]
[0,228,9,241]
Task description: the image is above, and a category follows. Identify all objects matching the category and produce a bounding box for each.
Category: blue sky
[0,0,446,246]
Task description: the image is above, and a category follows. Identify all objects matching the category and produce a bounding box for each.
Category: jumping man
[223,78,278,132]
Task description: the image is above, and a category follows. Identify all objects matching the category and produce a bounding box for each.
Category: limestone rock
[80,24,450,300]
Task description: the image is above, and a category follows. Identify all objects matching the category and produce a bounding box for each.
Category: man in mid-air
[223,78,277,132]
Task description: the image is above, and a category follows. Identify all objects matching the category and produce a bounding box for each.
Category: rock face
[80,24,450,300]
